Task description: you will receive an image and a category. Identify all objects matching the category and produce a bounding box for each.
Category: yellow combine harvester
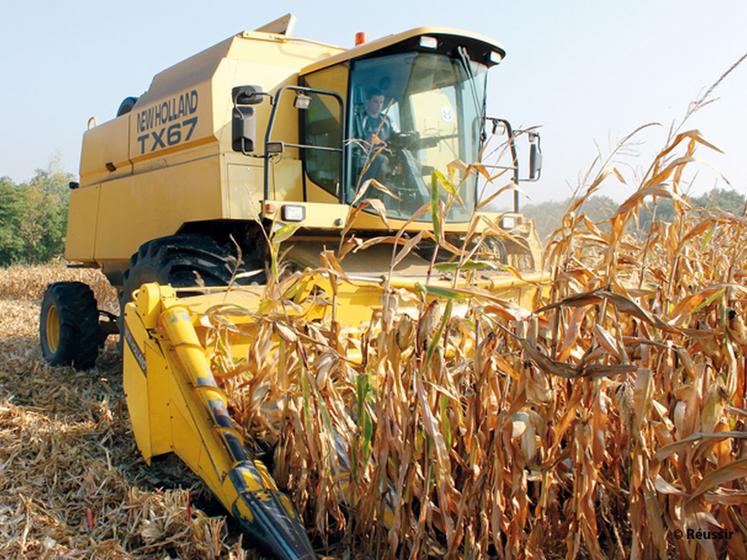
[39,14,544,558]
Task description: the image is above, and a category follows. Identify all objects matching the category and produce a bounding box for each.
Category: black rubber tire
[39,282,100,370]
[119,234,264,343]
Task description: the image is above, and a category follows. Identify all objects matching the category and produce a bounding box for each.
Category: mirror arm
[483,118,544,211]
[483,116,520,212]
[497,119,520,211]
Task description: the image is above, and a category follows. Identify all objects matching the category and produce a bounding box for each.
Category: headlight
[281,204,305,222]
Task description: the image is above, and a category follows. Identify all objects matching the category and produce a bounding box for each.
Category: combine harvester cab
[39,13,547,558]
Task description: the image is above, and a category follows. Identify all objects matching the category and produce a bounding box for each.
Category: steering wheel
[383,138,432,207]
[386,131,419,151]
[389,131,458,151]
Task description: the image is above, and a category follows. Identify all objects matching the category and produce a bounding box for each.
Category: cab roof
[300,26,505,75]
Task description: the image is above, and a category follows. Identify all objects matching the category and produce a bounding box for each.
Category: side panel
[79,116,133,187]
[64,185,100,262]
[272,159,303,201]
[146,347,173,458]
[94,156,222,264]
[167,371,205,474]
[227,162,263,218]
[122,306,152,461]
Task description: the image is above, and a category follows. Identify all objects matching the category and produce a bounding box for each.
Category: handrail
[263,85,345,202]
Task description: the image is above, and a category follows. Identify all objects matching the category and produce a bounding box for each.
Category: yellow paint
[254,460,279,490]
[233,496,255,523]
[241,469,265,492]
[279,494,295,518]
[45,304,59,353]
[66,29,343,275]
[63,185,100,264]
[135,283,165,329]
[270,159,303,201]
[227,162,263,218]
[79,115,132,187]
[146,348,173,458]
[93,155,223,271]
[122,301,153,461]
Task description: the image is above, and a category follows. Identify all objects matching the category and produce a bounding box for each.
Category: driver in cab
[352,88,397,182]
[353,88,395,146]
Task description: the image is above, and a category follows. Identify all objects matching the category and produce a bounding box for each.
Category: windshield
[347,52,487,222]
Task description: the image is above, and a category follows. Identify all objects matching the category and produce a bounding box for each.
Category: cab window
[302,65,348,199]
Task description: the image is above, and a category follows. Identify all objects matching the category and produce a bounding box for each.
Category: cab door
[300,64,348,204]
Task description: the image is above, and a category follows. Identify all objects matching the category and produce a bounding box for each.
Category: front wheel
[119,234,265,349]
[39,282,100,370]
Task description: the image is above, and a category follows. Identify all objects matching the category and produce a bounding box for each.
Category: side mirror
[528,132,542,181]
[232,85,263,153]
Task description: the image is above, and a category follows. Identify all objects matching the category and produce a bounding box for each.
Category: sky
[0,0,745,204]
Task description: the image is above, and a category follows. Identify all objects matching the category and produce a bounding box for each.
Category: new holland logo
[135,88,199,154]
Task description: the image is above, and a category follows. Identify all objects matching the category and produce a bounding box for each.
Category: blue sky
[1,1,745,203]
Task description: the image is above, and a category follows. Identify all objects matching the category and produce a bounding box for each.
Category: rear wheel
[39,282,100,370]
[119,234,264,343]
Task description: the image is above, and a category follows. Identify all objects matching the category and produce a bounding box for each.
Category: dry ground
[0,261,248,559]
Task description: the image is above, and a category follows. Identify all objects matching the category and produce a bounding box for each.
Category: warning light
[355,32,367,46]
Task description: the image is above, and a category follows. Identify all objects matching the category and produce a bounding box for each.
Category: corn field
[208,128,747,559]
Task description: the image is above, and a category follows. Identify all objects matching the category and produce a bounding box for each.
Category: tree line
[0,168,74,266]
[522,188,747,240]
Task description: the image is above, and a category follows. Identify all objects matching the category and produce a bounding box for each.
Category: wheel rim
[46,304,60,353]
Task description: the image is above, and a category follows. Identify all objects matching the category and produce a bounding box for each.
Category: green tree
[522,195,617,240]
[0,166,74,266]
[637,198,674,232]
[0,177,30,264]
[522,188,745,241]
[637,188,745,232]
[691,188,746,214]
[23,168,72,262]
